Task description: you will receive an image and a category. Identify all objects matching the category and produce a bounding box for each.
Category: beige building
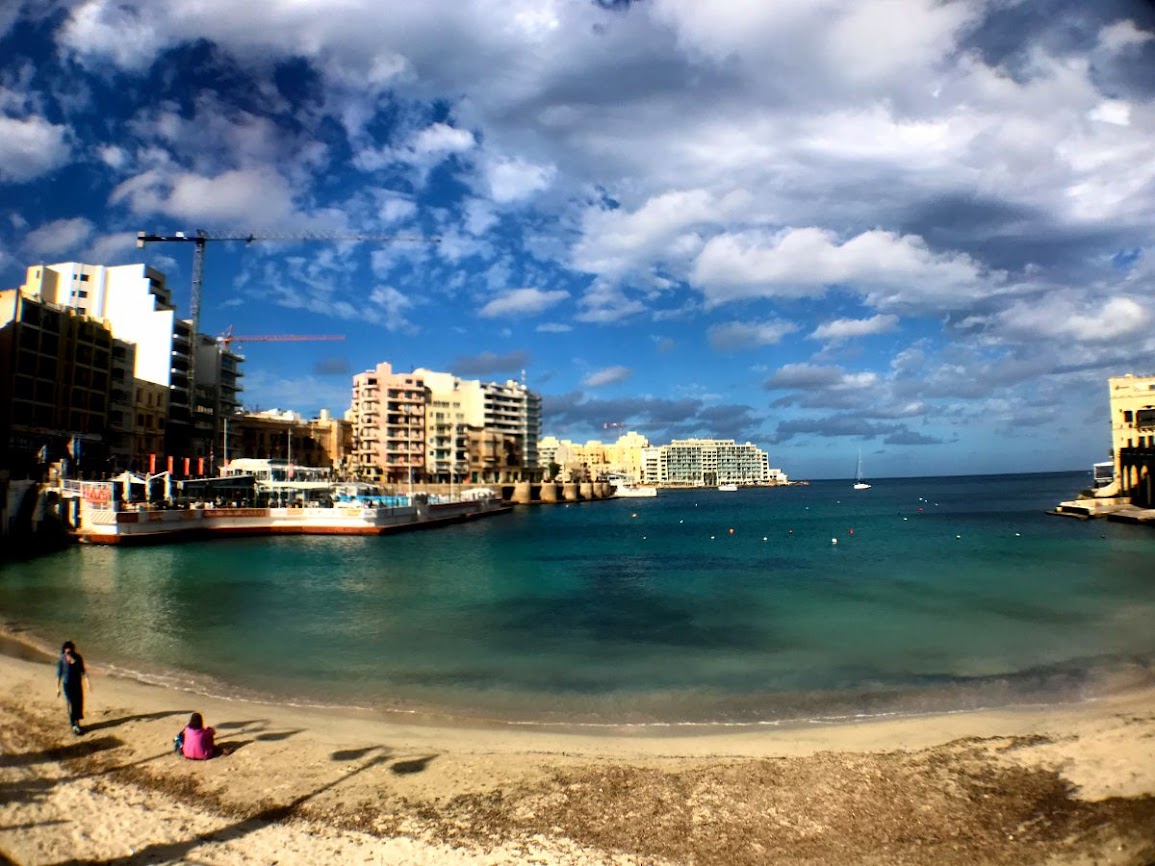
[225,409,351,473]
[349,363,542,485]
[1105,374,1155,504]
[351,362,427,485]
[539,431,652,482]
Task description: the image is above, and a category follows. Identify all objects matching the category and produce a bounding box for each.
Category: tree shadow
[0,736,122,768]
[82,710,190,734]
[51,744,406,866]
[254,728,304,742]
[391,755,437,775]
[0,819,69,832]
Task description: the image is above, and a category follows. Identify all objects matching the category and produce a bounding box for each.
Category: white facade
[658,438,772,486]
[26,263,180,388]
[415,369,482,481]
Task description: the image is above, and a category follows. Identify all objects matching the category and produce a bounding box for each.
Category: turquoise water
[2,472,1154,726]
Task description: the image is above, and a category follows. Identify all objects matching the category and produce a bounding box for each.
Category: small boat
[853,451,871,490]
[717,483,738,492]
[613,484,658,498]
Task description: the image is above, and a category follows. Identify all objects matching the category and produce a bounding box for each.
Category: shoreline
[3,646,1155,864]
[5,621,1154,736]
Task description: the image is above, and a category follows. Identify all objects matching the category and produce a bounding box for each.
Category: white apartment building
[656,438,773,487]
[483,378,542,471]
[24,263,182,389]
[416,369,481,483]
[22,262,238,463]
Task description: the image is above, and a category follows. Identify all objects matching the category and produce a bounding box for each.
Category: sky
[1,0,1153,480]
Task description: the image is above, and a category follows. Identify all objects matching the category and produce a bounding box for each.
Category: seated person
[180,712,216,760]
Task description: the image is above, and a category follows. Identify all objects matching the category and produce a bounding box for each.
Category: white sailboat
[853,452,871,490]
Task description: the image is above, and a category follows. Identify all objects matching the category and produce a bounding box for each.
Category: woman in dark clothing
[56,640,90,735]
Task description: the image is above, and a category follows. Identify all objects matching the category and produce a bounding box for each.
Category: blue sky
[2,0,1153,480]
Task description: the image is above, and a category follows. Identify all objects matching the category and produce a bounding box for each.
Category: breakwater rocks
[501,481,616,505]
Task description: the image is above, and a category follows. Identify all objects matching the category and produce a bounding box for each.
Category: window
[1124,410,1133,423]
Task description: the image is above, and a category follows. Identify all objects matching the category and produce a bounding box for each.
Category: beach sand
[2,647,1155,866]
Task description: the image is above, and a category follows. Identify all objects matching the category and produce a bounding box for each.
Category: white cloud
[23,218,94,257]
[0,114,70,182]
[766,362,879,391]
[1098,19,1154,53]
[484,156,555,203]
[59,1,163,69]
[708,319,798,350]
[1088,100,1131,126]
[479,287,568,318]
[692,228,988,311]
[583,365,631,388]
[367,285,418,333]
[573,189,751,279]
[995,295,1151,344]
[110,167,297,224]
[412,122,475,156]
[810,314,899,342]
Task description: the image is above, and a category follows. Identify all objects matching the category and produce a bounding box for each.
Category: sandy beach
[2,646,1155,866]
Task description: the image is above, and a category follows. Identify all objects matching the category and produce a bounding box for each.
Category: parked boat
[853,451,871,490]
[613,484,658,498]
[717,483,738,492]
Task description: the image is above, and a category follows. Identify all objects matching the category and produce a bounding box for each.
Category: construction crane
[136,229,437,406]
[216,329,346,352]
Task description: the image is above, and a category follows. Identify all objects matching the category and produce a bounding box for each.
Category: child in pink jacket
[179,712,216,760]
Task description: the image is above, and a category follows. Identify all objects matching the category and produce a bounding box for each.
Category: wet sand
[2,649,1155,865]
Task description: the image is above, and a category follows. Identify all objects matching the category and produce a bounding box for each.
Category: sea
[2,471,1154,729]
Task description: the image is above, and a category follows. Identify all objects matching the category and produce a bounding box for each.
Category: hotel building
[1107,373,1155,506]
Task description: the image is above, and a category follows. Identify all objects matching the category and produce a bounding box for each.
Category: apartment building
[348,364,543,485]
[415,369,477,484]
[482,378,542,476]
[350,362,427,485]
[655,438,772,487]
[1107,373,1155,505]
[0,289,133,475]
[19,263,204,466]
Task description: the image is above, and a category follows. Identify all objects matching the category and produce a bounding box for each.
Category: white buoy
[763,536,768,542]
[956,535,961,539]
[831,538,838,545]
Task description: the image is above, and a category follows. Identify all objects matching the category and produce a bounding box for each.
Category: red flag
[198,457,204,475]
[167,455,173,474]
[149,453,156,474]
[183,457,190,476]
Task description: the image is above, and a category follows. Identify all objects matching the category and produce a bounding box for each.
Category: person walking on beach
[56,640,90,735]
[178,712,217,760]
